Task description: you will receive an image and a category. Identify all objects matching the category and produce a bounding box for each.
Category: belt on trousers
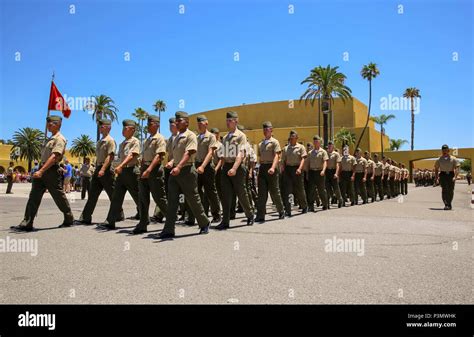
[440,171,454,174]
[39,164,58,170]
[309,168,323,171]
[172,163,193,168]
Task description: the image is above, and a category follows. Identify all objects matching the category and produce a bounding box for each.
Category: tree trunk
[318,95,321,137]
[411,97,415,151]
[355,79,372,153]
[330,100,334,144]
[28,160,32,173]
[159,111,161,133]
[323,113,329,148]
[381,125,384,157]
[96,113,100,142]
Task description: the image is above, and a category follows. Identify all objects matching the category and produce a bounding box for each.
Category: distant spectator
[74,166,81,191]
[6,161,14,194]
[63,160,72,193]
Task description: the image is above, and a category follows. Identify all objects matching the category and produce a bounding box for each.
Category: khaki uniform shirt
[389,165,397,178]
[373,161,384,176]
[281,143,307,166]
[218,129,247,163]
[172,129,197,166]
[166,135,177,162]
[435,155,460,172]
[80,163,92,178]
[354,156,368,173]
[213,141,222,166]
[258,137,281,164]
[366,159,375,175]
[196,130,218,163]
[383,162,391,176]
[96,134,115,165]
[41,132,67,164]
[327,151,341,170]
[118,137,140,166]
[307,147,329,170]
[142,132,166,164]
[341,155,356,171]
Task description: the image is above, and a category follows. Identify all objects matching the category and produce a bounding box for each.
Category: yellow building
[188,97,389,152]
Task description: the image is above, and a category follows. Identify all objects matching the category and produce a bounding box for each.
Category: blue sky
[1,0,472,150]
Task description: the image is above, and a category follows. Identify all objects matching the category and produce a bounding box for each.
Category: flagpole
[43,72,55,146]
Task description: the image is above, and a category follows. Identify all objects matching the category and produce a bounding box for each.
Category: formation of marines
[413,169,437,187]
[9,112,461,235]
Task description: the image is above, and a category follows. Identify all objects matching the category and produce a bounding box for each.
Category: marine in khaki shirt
[142,132,166,164]
[96,134,116,165]
[373,160,384,176]
[341,154,356,171]
[172,129,197,166]
[166,135,176,161]
[306,146,329,170]
[13,115,74,232]
[434,154,460,172]
[218,127,247,164]
[354,156,368,173]
[366,158,375,176]
[213,140,222,166]
[282,142,307,166]
[258,136,281,164]
[383,161,391,176]
[118,136,140,167]
[327,150,342,170]
[434,145,460,210]
[80,162,93,178]
[41,132,67,164]
[196,129,218,163]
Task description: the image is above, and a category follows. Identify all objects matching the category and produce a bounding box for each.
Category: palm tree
[403,87,421,151]
[10,127,44,172]
[134,124,148,140]
[153,100,167,133]
[132,107,149,147]
[300,65,352,146]
[370,113,395,157]
[355,62,380,151]
[70,135,95,163]
[87,95,119,142]
[389,139,408,151]
[334,127,356,150]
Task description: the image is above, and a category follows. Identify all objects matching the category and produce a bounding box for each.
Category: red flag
[48,81,71,118]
